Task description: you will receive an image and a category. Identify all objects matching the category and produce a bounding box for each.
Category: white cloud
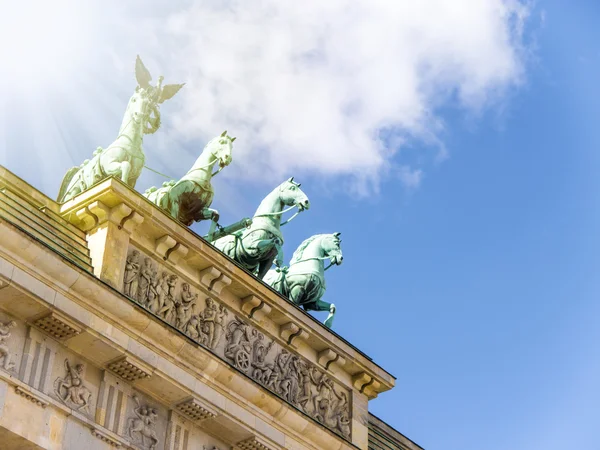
[156,0,529,191]
[0,0,530,195]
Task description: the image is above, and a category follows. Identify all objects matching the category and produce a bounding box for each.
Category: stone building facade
[0,166,419,450]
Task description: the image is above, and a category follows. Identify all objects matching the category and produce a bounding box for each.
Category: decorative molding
[241,295,272,320]
[75,202,107,231]
[106,355,152,382]
[175,397,218,422]
[155,236,189,264]
[32,311,81,341]
[209,273,231,295]
[317,348,346,371]
[198,266,231,295]
[198,266,220,288]
[75,201,144,233]
[352,372,371,391]
[90,427,123,448]
[279,322,307,347]
[118,210,144,233]
[108,203,135,227]
[14,385,49,408]
[352,372,380,399]
[168,243,189,264]
[236,436,274,450]
[155,235,177,259]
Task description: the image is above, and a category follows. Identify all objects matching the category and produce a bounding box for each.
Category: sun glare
[0,2,97,87]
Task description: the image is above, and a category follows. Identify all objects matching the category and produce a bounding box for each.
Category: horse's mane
[290,234,329,264]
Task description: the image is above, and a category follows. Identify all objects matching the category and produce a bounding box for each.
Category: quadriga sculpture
[58,56,184,203]
[212,178,310,279]
[144,131,235,225]
[264,233,343,328]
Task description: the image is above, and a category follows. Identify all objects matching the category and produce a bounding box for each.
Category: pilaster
[75,200,143,288]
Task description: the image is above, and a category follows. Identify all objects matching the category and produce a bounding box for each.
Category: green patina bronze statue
[57,56,184,203]
[144,131,234,225]
[211,178,310,279]
[264,233,343,328]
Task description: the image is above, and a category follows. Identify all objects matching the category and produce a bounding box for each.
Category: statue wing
[159,83,185,103]
[57,167,80,202]
[135,55,152,88]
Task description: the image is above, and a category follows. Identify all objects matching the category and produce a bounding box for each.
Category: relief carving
[123,247,351,439]
[198,298,228,349]
[224,319,351,439]
[127,395,159,450]
[175,283,197,329]
[124,250,141,298]
[54,358,92,414]
[0,320,16,371]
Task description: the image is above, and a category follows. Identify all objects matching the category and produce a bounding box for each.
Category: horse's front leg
[314,299,335,328]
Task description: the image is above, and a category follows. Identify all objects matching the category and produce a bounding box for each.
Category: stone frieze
[123,246,351,439]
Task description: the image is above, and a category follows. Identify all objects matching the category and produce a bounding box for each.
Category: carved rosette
[122,246,351,440]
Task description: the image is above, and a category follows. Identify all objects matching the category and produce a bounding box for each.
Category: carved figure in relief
[137,257,154,304]
[186,315,200,340]
[329,390,350,437]
[211,305,228,349]
[54,359,92,413]
[265,348,291,394]
[297,363,314,411]
[0,320,16,371]
[198,298,217,347]
[175,283,197,330]
[146,266,159,311]
[282,355,301,404]
[127,395,159,450]
[156,273,174,318]
[167,274,178,299]
[124,251,140,298]
[158,295,175,322]
[311,371,336,424]
[338,412,351,438]
[251,333,275,384]
[150,271,168,313]
[224,319,255,371]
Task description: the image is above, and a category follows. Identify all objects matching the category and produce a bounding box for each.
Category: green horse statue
[264,233,343,328]
[58,56,184,203]
[211,178,310,279]
[143,131,234,225]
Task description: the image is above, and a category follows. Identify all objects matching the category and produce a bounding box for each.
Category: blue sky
[1,1,599,449]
